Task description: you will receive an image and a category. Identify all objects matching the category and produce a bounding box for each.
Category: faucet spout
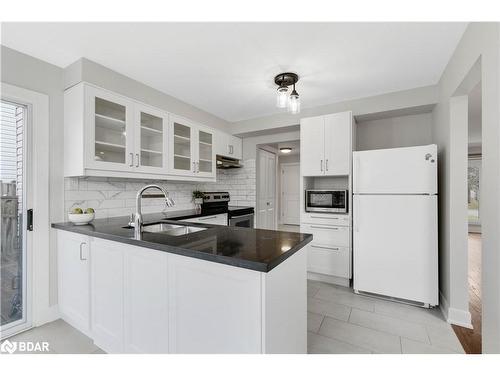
[134,184,175,240]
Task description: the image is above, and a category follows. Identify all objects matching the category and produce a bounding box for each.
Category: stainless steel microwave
[305,189,348,213]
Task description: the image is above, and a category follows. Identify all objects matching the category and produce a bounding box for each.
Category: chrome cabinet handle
[310,225,340,230]
[79,242,87,261]
[135,153,140,167]
[129,153,134,167]
[326,159,329,171]
[320,160,323,172]
[310,216,341,220]
[197,162,200,173]
[192,161,196,172]
[311,244,340,251]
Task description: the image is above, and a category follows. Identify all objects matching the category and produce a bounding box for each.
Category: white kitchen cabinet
[56,230,306,353]
[65,83,169,178]
[301,215,352,280]
[65,82,229,181]
[169,115,215,178]
[124,245,169,353]
[57,230,91,335]
[90,237,125,353]
[134,102,169,174]
[300,116,324,176]
[183,213,228,226]
[300,111,352,177]
[167,253,262,353]
[324,112,352,175]
[215,131,243,160]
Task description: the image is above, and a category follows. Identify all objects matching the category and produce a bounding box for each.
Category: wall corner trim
[439,291,473,329]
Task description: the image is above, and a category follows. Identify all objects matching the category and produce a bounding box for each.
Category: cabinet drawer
[301,212,350,226]
[307,244,350,278]
[301,224,350,247]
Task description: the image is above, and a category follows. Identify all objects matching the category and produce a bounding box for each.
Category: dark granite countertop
[52,212,312,272]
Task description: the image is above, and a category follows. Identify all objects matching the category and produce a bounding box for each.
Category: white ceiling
[1,22,467,122]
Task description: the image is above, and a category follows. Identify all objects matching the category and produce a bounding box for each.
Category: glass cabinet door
[171,120,193,174]
[94,97,128,165]
[197,129,214,176]
[137,107,167,173]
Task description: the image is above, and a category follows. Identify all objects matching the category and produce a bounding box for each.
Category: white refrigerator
[353,144,438,307]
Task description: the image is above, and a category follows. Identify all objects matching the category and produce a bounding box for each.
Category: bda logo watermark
[0,339,50,354]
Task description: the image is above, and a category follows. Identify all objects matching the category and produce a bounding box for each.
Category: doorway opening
[256,141,300,232]
[0,99,29,336]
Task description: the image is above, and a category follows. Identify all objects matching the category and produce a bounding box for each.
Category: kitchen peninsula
[52,212,312,354]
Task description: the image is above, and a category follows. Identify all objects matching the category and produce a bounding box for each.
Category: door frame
[280,162,300,225]
[0,83,51,339]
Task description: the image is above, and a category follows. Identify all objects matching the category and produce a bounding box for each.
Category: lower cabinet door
[124,246,169,353]
[91,238,125,353]
[307,244,351,278]
[57,230,90,335]
[167,253,262,353]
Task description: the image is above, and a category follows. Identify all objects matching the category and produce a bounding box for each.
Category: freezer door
[353,144,437,194]
[353,194,438,305]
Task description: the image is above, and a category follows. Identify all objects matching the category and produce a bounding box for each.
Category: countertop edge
[51,223,312,273]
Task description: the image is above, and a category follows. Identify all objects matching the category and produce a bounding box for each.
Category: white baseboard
[33,304,60,327]
[307,272,350,287]
[439,291,473,329]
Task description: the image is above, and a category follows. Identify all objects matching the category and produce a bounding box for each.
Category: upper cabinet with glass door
[196,127,215,177]
[64,83,218,181]
[169,115,215,178]
[87,86,134,172]
[135,103,168,174]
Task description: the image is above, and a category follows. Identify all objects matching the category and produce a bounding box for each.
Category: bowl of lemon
[68,207,95,225]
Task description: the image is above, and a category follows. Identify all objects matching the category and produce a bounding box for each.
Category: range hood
[216,155,242,169]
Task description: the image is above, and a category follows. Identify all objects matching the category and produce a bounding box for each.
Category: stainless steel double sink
[126,222,207,236]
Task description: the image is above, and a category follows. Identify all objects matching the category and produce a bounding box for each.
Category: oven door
[305,190,347,212]
[229,213,255,228]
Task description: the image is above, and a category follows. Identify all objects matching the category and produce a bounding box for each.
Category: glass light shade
[288,91,300,114]
[280,147,292,153]
[276,86,289,108]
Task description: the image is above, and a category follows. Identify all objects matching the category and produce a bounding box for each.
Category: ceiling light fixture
[280,147,292,154]
[274,72,300,114]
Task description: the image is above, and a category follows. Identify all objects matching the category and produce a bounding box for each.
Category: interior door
[257,149,276,229]
[300,116,324,176]
[281,163,300,225]
[324,112,351,176]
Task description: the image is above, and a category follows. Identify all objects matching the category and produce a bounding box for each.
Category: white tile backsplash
[64,159,256,219]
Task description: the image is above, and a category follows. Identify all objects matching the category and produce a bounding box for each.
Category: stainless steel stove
[201,192,255,228]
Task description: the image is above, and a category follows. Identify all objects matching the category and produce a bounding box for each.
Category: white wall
[65,58,232,133]
[232,85,438,136]
[356,113,433,151]
[431,23,500,352]
[1,45,65,306]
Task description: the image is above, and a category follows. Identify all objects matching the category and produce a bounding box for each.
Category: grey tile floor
[307,280,465,354]
[2,279,464,354]
[3,319,104,354]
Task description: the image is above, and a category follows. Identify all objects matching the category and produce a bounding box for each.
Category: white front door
[280,163,300,225]
[257,149,276,230]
